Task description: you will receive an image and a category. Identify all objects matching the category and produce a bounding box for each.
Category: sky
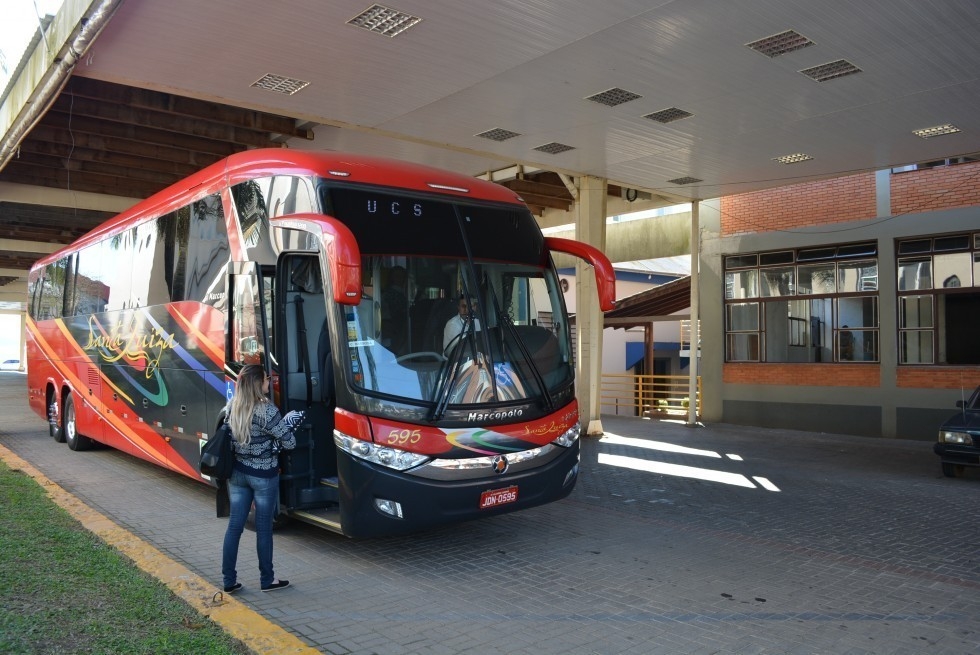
[0,0,64,91]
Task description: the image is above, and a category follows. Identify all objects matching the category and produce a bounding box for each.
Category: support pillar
[574,176,607,436]
[687,201,700,425]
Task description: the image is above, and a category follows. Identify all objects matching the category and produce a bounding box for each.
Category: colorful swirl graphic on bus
[83,314,176,378]
[83,314,174,406]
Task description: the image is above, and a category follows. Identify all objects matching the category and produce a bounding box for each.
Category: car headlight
[552,423,581,448]
[939,430,974,445]
[334,431,431,471]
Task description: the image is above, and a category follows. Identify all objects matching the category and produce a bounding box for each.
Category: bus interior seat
[510,325,562,387]
[419,298,458,353]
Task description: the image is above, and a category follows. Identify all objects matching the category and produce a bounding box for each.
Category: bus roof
[32,149,527,270]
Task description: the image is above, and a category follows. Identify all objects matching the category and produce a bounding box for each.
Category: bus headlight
[939,430,973,445]
[334,431,431,471]
[552,424,581,448]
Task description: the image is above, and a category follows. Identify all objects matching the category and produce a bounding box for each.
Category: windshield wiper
[485,282,554,412]
[427,311,476,421]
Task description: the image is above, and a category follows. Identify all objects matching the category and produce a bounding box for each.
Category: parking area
[0,371,977,655]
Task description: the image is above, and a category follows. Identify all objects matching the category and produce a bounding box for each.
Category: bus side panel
[93,306,228,480]
[26,318,57,424]
[72,359,106,446]
[26,303,228,481]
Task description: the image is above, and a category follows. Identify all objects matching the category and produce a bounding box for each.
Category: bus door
[274,253,338,510]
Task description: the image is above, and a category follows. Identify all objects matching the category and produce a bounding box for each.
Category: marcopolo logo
[466,409,524,422]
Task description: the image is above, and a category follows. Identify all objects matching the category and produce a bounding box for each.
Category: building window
[897,233,980,365]
[724,243,878,363]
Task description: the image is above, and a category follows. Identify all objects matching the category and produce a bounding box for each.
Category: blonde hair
[228,364,267,446]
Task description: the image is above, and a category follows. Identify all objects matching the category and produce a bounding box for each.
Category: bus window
[185,194,229,303]
[229,266,269,368]
[133,220,171,308]
[75,244,109,315]
[231,179,277,264]
[39,257,70,320]
[105,228,136,312]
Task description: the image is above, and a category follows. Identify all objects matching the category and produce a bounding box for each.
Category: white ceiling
[45,0,980,201]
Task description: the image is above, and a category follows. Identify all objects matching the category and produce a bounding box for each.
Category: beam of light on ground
[600,432,721,458]
[598,453,758,488]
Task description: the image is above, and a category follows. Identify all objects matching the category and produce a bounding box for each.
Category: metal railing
[601,373,701,418]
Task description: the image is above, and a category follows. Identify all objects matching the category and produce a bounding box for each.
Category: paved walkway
[1,372,977,654]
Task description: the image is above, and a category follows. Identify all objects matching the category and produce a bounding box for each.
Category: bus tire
[51,390,66,442]
[63,394,93,452]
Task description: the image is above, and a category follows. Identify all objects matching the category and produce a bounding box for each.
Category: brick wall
[723,363,880,387]
[891,160,980,216]
[897,367,980,390]
[719,173,876,236]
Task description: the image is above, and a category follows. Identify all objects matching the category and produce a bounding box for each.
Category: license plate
[480,485,519,509]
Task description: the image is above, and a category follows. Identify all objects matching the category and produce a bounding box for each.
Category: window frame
[896,232,980,366]
[723,243,879,363]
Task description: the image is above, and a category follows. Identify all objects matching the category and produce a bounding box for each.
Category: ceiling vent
[667,176,702,185]
[585,87,642,107]
[644,107,693,124]
[773,153,813,164]
[347,4,422,37]
[799,60,862,82]
[746,30,814,57]
[251,74,310,96]
[913,124,961,139]
[476,128,521,142]
[533,142,576,155]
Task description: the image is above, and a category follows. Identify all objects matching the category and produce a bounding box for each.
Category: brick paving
[1,372,978,654]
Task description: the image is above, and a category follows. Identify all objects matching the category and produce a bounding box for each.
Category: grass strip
[0,460,250,655]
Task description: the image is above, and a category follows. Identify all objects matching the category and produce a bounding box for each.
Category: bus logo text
[466,409,523,422]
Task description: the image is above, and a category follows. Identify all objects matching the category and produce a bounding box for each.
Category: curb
[0,442,320,655]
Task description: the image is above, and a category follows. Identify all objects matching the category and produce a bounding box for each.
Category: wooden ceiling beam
[49,95,280,148]
[507,189,572,211]
[0,223,86,243]
[22,124,226,168]
[0,254,43,270]
[17,140,201,178]
[65,77,313,139]
[40,111,245,158]
[12,151,185,187]
[0,201,112,226]
[503,178,574,201]
[0,168,160,199]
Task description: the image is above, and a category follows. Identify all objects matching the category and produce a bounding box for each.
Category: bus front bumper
[335,441,580,538]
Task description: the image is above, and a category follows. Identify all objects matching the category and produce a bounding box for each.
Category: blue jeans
[222,470,279,588]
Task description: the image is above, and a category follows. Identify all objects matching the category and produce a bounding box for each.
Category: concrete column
[19,310,27,371]
[574,176,607,436]
[688,201,700,425]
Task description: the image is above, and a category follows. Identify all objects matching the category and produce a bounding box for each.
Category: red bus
[26,149,614,537]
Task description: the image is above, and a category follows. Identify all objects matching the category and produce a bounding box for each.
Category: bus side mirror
[272,213,362,306]
[544,237,616,311]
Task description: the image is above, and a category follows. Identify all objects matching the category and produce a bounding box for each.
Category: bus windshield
[325,186,573,407]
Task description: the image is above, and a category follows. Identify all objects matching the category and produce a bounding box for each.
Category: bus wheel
[51,394,65,442]
[63,395,93,452]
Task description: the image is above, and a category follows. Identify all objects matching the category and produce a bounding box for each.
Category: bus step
[290,507,342,534]
[320,476,338,487]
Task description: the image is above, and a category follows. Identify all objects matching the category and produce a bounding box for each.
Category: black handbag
[200,422,234,479]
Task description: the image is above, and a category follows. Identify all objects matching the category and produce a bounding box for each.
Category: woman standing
[222,364,303,593]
